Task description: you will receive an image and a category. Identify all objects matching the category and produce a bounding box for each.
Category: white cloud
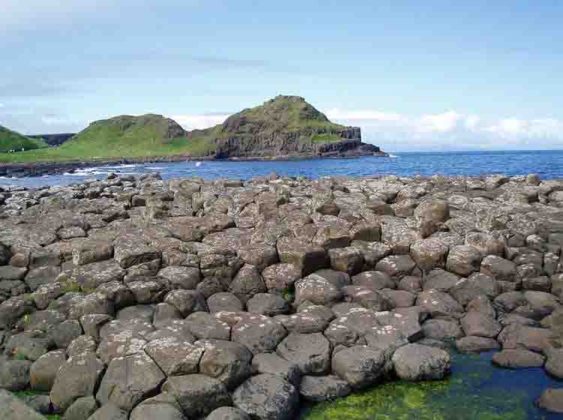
[168,108,563,151]
[172,114,229,130]
[416,111,461,133]
[326,109,403,122]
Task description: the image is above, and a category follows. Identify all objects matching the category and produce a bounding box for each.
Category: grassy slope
[189,95,349,145]
[0,115,214,163]
[0,125,47,153]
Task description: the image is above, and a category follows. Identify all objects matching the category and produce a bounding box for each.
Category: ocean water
[302,351,562,419]
[1,150,562,189]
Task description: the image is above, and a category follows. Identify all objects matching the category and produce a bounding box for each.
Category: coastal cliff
[189,95,383,159]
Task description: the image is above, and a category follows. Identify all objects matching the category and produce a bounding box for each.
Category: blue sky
[1,0,563,151]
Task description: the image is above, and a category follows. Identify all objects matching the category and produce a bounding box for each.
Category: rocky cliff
[188,95,384,158]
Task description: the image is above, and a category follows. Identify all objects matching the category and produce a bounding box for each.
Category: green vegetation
[311,133,343,143]
[0,114,214,163]
[193,95,352,145]
[0,125,47,153]
[304,353,528,420]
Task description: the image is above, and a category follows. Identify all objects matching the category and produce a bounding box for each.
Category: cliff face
[188,96,383,158]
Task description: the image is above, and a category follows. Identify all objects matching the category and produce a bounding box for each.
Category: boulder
[277,332,331,374]
[299,375,351,402]
[198,339,253,389]
[129,393,185,420]
[277,237,328,276]
[30,350,66,391]
[446,245,482,276]
[332,345,385,389]
[232,315,287,354]
[162,374,231,418]
[50,353,105,411]
[492,349,545,368]
[0,389,45,420]
[207,407,250,420]
[233,374,299,420]
[537,388,563,413]
[392,343,451,381]
[0,359,31,391]
[144,338,203,376]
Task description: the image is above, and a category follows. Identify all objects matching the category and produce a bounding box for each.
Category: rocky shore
[0,147,387,179]
[0,173,562,419]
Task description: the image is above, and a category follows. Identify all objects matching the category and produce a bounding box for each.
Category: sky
[1,0,563,152]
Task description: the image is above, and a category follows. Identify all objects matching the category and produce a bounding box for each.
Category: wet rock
[492,349,545,368]
[332,345,385,389]
[455,336,500,353]
[422,318,463,340]
[233,374,298,420]
[416,289,464,317]
[545,347,563,378]
[537,388,563,414]
[461,312,501,338]
[299,375,351,402]
[497,324,553,352]
[392,343,451,381]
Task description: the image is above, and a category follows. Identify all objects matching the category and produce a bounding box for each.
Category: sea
[1,150,562,189]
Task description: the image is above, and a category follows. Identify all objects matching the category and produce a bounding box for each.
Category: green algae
[304,353,529,420]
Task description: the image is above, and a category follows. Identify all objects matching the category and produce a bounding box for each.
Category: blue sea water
[1,150,562,189]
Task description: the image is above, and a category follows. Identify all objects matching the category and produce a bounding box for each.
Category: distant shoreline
[0,150,389,178]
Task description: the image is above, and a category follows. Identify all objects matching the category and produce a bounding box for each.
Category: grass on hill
[0,125,47,153]
[0,115,215,164]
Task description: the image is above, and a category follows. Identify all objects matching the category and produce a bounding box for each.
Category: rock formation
[0,173,561,418]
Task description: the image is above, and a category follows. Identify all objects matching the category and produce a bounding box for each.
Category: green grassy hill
[189,95,355,147]
[0,125,47,153]
[0,114,213,163]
